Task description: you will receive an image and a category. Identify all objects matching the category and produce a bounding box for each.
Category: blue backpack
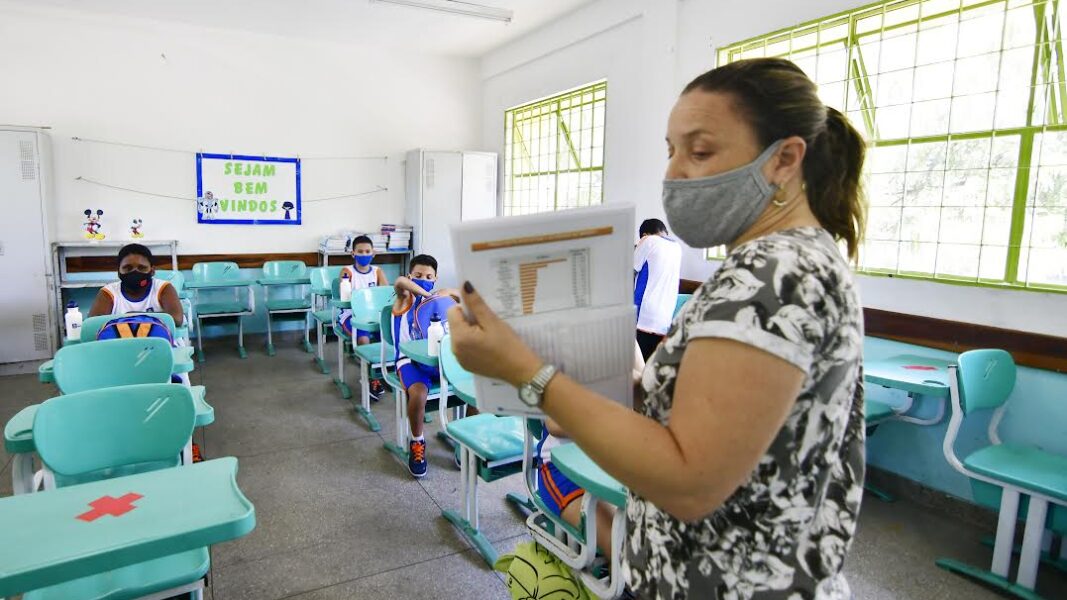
[97,315,174,346]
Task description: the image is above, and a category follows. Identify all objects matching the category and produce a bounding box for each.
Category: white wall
[0,2,481,254]
[481,0,1067,337]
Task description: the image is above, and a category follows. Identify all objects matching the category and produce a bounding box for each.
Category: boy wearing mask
[338,235,389,399]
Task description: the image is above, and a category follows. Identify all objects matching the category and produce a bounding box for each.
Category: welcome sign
[196,153,301,225]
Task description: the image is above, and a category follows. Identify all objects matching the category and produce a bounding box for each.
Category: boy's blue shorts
[398,361,439,391]
[537,461,585,517]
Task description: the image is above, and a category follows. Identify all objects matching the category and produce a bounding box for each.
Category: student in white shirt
[633,218,682,360]
[89,243,184,328]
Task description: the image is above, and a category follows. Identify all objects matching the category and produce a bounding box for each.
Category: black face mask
[119,271,152,293]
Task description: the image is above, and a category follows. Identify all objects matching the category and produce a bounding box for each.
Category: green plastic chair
[260,261,312,357]
[25,384,210,600]
[378,305,463,465]
[439,335,532,566]
[38,313,194,385]
[155,270,192,342]
[344,286,397,430]
[549,443,628,598]
[938,349,1067,598]
[53,337,213,427]
[309,266,345,374]
[191,261,254,362]
[673,293,692,317]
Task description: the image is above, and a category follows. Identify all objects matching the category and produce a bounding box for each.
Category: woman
[449,58,866,599]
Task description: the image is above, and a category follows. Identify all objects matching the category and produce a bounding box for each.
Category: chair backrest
[956,349,1016,414]
[54,337,175,394]
[440,335,472,385]
[262,260,308,280]
[80,312,177,343]
[309,266,345,295]
[33,383,195,487]
[351,286,396,321]
[379,305,395,347]
[192,261,241,282]
[154,269,186,292]
[673,293,692,317]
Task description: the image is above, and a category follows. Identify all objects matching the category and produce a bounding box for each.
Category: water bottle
[64,301,83,340]
[427,312,445,358]
[339,272,352,302]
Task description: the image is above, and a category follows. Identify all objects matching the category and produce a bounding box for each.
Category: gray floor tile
[845,496,1067,599]
[281,549,507,600]
[211,516,472,600]
[211,436,456,569]
[418,463,532,546]
[202,378,378,459]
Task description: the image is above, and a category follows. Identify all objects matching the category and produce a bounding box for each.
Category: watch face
[518,385,538,407]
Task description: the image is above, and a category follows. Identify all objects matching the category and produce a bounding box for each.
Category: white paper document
[450,205,636,417]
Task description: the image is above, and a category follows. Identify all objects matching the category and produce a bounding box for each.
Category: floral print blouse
[624,227,866,599]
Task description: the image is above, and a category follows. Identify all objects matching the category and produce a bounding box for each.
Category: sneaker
[369,380,384,402]
[408,439,428,478]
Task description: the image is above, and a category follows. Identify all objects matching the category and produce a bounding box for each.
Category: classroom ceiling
[24,0,594,56]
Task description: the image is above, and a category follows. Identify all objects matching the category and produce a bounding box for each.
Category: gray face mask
[662,140,784,249]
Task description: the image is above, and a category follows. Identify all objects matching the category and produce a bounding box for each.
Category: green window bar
[713,0,1067,293]
[503,81,607,216]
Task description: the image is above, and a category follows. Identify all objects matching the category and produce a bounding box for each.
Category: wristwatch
[517,364,558,408]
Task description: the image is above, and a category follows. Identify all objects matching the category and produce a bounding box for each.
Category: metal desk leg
[357,358,381,432]
[196,315,206,363]
[1016,496,1049,589]
[265,286,275,356]
[236,316,248,359]
[332,334,351,399]
[12,453,34,495]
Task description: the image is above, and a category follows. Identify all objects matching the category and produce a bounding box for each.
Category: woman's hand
[446,282,543,387]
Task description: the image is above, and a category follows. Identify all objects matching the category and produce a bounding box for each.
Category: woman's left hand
[447,282,543,387]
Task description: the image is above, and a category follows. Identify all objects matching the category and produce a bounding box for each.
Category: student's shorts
[398,361,439,391]
[337,312,376,341]
[537,461,586,517]
[636,330,665,362]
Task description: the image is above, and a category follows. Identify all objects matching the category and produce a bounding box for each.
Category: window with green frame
[718,0,1067,292]
[503,81,607,216]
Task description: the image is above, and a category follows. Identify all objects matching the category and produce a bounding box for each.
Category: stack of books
[369,233,389,253]
[384,224,413,251]
[320,234,351,253]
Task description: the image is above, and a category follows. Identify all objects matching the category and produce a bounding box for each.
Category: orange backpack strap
[115,322,134,338]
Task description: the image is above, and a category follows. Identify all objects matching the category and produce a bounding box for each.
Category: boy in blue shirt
[391,254,467,478]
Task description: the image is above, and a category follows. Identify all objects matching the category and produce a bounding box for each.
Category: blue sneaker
[408,439,427,478]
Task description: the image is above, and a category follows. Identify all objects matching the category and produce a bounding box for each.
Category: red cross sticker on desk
[76,493,144,522]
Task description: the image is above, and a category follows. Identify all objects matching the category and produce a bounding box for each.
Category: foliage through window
[503,81,606,216]
[719,0,1067,291]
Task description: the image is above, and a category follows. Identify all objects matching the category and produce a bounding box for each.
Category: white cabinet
[405,150,498,289]
[0,128,54,363]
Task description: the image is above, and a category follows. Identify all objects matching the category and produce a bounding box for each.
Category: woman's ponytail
[683,59,868,260]
[803,107,866,261]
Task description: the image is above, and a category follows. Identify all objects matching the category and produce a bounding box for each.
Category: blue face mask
[354,255,373,268]
[412,277,435,293]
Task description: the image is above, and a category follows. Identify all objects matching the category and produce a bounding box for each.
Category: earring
[771,187,788,208]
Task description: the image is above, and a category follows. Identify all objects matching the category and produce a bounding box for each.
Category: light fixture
[370,0,513,23]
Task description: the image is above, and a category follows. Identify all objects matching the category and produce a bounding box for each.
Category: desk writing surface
[256,277,311,286]
[400,340,438,368]
[864,354,954,398]
[185,280,253,290]
[0,457,255,597]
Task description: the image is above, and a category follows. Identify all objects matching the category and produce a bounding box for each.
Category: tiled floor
[2,334,1066,599]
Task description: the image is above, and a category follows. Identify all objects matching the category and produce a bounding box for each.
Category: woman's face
[665,90,763,181]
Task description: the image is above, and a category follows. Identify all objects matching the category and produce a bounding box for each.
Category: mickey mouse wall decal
[83,209,105,241]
